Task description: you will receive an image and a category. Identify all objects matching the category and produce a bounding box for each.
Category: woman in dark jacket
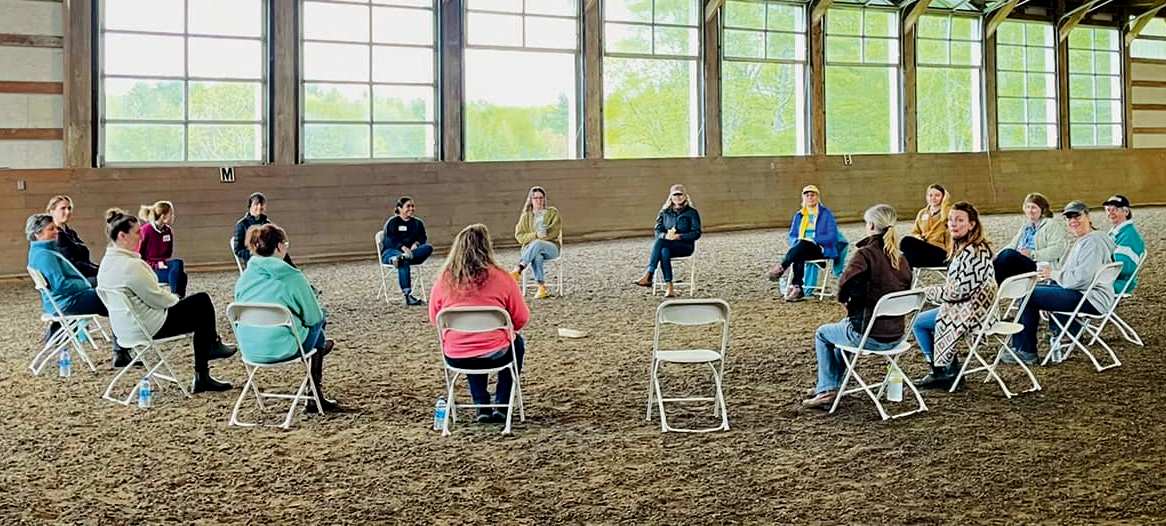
[381,196,433,306]
[803,204,913,409]
[633,184,702,298]
[47,195,99,279]
[234,192,296,268]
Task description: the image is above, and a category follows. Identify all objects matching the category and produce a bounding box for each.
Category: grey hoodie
[1053,230,1116,313]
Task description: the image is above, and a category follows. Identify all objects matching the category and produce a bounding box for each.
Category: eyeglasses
[671,192,684,197]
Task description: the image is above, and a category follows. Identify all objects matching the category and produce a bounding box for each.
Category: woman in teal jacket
[234,224,340,412]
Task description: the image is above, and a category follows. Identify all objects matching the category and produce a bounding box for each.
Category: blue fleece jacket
[787,204,840,259]
[233,255,324,363]
[28,240,93,314]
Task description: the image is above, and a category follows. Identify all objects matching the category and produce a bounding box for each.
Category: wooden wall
[0,0,65,169]
[3,147,1164,278]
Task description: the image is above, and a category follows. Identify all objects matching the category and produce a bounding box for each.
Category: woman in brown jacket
[899,184,951,269]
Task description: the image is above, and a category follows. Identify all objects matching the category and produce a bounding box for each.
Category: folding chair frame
[646,299,730,433]
[830,290,928,420]
[26,267,105,375]
[375,231,428,304]
[227,303,324,429]
[777,259,835,301]
[653,249,698,297]
[1041,262,1124,372]
[435,307,525,436]
[912,266,948,289]
[231,237,244,274]
[520,231,565,297]
[1091,252,1146,348]
[96,288,192,406]
[950,272,1042,398]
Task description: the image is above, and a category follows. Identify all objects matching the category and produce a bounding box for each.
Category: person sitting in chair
[509,186,562,299]
[768,185,840,302]
[1102,194,1144,294]
[380,196,434,306]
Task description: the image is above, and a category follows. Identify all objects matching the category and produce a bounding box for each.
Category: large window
[721,0,807,156]
[996,20,1056,149]
[301,0,436,161]
[1067,26,1121,147]
[916,14,983,153]
[604,0,701,158]
[1131,17,1166,59]
[825,7,900,154]
[100,0,266,164]
[465,0,580,161]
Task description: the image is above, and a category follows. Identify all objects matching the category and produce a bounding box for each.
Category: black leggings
[153,292,221,372]
[900,237,948,269]
[781,240,824,286]
[993,248,1037,284]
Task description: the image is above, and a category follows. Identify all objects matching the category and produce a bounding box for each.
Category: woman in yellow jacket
[509,186,562,298]
[899,183,951,269]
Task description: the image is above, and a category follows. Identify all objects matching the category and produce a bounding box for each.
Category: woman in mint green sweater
[234,224,340,413]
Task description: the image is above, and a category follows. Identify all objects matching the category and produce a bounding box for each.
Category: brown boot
[632,272,653,287]
[663,283,678,297]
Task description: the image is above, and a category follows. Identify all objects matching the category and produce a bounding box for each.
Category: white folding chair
[653,246,698,296]
[26,267,104,375]
[226,303,323,429]
[1041,262,1124,372]
[1098,252,1146,347]
[435,307,525,435]
[830,289,928,420]
[912,266,948,289]
[646,299,730,433]
[520,231,565,297]
[96,287,192,406]
[801,259,835,300]
[950,272,1042,398]
[375,231,428,304]
[231,237,244,274]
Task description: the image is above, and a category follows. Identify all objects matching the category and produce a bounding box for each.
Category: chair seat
[242,348,317,367]
[41,312,96,322]
[836,340,912,356]
[985,321,1024,336]
[656,349,722,363]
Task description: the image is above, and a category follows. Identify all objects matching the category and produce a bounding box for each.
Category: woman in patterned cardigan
[911,201,997,390]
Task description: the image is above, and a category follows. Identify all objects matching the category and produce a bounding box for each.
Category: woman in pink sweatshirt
[137,200,187,298]
[429,224,530,424]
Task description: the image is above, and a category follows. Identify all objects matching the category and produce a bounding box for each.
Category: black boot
[404,292,425,306]
[191,370,232,393]
[111,349,143,368]
[913,361,956,390]
[206,341,238,361]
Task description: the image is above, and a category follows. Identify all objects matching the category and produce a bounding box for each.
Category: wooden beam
[271,0,297,164]
[1133,104,1166,111]
[1132,127,1166,134]
[1122,7,1133,147]
[903,0,934,33]
[0,33,64,48]
[1058,0,1101,42]
[583,0,602,159]
[1125,1,1166,45]
[0,128,64,140]
[0,81,63,94]
[985,0,1021,38]
[985,29,999,150]
[439,0,463,161]
[704,6,722,157]
[1133,80,1166,87]
[810,11,826,154]
[811,0,836,25]
[902,12,918,153]
[706,0,726,22]
[1056,0,1070,148]
[64,0,93,168]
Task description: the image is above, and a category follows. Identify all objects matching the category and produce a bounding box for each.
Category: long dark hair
[950,201,989,253]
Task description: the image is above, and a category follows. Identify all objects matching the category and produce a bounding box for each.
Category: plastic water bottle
[433,396,447,431]
[58,347,72,378]
[138,376,152,409]
[886,364,903,402]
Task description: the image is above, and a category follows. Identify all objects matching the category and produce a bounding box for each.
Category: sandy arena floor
[1,209,1163,524]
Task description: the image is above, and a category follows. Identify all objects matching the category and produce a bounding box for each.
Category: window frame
[915,11,985,153]
[994,18,1058,150]
[1066,24,1123,149]
[824,5,903,155]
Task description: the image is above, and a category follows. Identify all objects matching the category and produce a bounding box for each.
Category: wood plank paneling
[0,33,63,48]
[0,128,63,140]
[1133,127,1166,134]
[1133,80,1166,88]
[63,0,91,167]
[0,80,61,94]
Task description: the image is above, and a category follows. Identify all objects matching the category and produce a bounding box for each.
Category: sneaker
[490,409,507,423]
[784,285,805,302]
[1000,350,1037,365]
[535,284,548,298]
[475,408,494,424]
[801,390,837,409]
[404,294,425,306]
[387,256,401,269]
[767,265,786,282]
[509,269,522,282]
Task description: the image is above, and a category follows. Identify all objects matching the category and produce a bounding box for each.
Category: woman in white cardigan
[96,208,237,393]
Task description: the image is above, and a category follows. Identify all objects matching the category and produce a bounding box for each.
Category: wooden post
[810,6,827,154]
[583,0,603,159]
[271,1,297,164]
[440,0,464,161]
[1120,7,1133,147]
[64,0,92,168]
[703,5,722,158]
[902,13,917,153]
[1056,0,1071,149]
[985,30,999,151]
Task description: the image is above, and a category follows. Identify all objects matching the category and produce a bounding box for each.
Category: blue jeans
[381,243,433,293]
[303,318,327,351]
[647,239,694,283]
[1010,284,1100,354]
[444,334,526,406]
[814,320,900,394]
[520,240,559,283]
[153,258,187,297]
[912,308,939,362]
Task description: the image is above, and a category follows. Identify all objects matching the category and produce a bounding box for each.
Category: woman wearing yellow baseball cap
[768,185,840,301]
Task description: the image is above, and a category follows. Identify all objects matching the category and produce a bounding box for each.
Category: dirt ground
[1,208,1164,524]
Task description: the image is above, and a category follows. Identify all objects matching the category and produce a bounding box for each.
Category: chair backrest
[26,266,49,291]
[375,230,385,255]
[231,237,244,273]
[435,306,515,356]
[95,286,153,347]
[854,289,925,349]
[1090,261,1123,293]
[226,302,305,360]
[654,299,731,356]
[1117,250,1146,297]
[993,272,1039,324]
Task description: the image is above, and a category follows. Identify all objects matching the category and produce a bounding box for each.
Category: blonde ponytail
[864,204,904,271]
[139,200,174,222]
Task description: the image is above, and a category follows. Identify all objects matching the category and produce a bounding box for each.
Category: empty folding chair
[226,303,324,429]
[646,299,730,433]
[26,267,103,375]
[231,237,244,274]
[96,287,192,406]
[434,307,525,435]
[375,231,428,304]
[830,289,927,420]
[653,247,698,297]
[520,230,566,297]
[1041,262,1124,372]
[950,272,1042,398]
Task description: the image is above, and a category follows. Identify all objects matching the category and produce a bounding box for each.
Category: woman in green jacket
[993,192,1069,283]
[509,186,562,299]
[234,224,339,412]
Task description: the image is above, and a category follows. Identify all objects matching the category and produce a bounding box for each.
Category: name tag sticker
[398,225,408,231]
[162,235,172,242]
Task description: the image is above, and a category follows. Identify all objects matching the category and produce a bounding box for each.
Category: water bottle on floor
[433,396,447,431]
[138,376,152,409]
[886,364,903,402]
[58,347,72,378]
